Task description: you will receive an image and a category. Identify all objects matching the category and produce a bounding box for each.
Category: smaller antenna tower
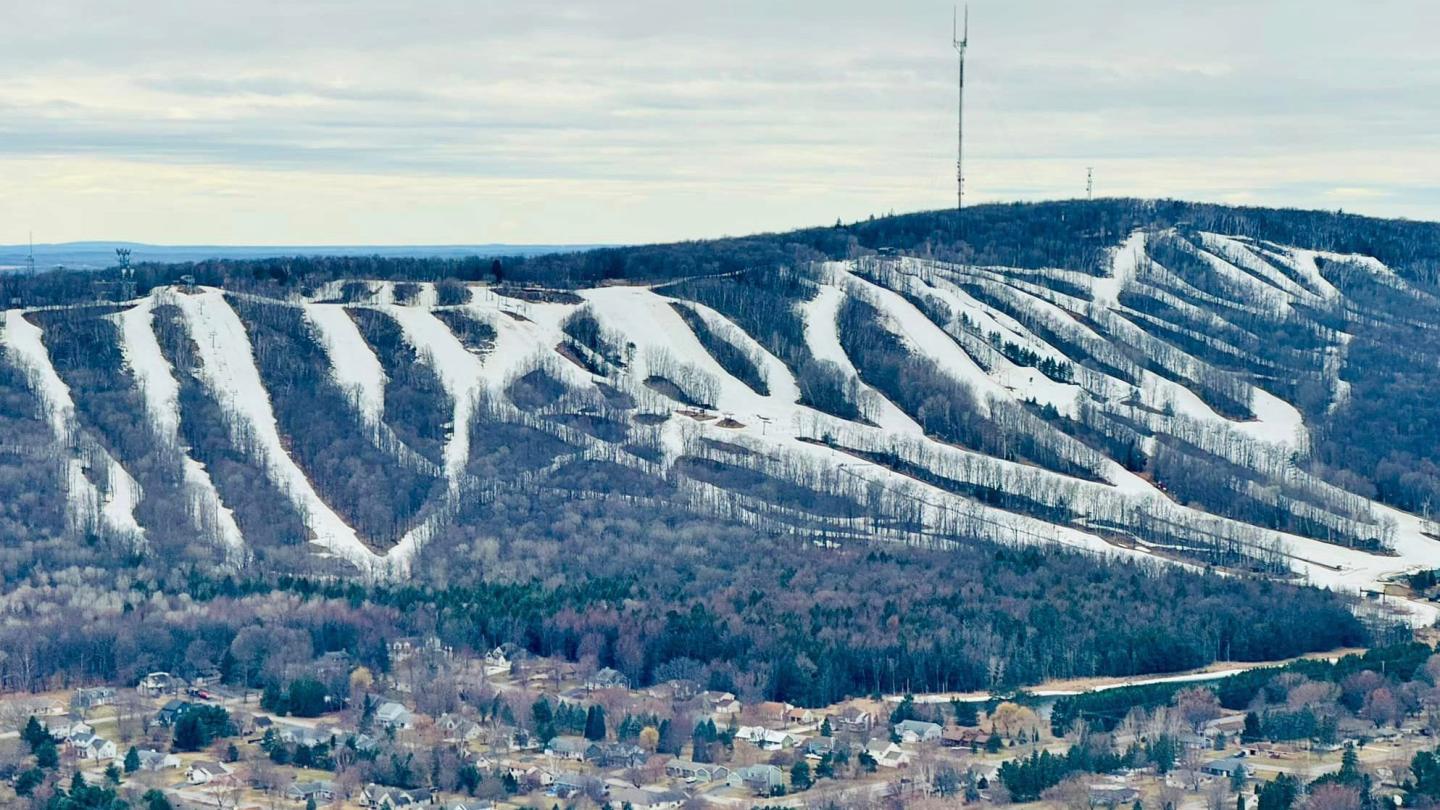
[953,5,969,213]
[115,248,132,279]
[1086,167,1093,200]
[26,232,35,275]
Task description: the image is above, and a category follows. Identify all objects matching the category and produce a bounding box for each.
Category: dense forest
[0,502,1376,707]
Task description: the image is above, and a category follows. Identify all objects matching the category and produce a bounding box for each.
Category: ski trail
[2,310,145,546]
[383,305,484,483]
[304,303,387,425]
[172,290,384,575]
[116,297,246,559]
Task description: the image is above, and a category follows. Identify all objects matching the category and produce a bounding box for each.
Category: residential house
[585,741,647,768]
[665,759,730,783]
[545,735,588,761]
[941,727,992,748]
[785,707,816,726]
[286,780,337,803]
[135,749,181,771]
[389,636,452,665]
[71,687,116,712]
[894,720,943,743]
[699,691,740,714]
[551,772,601,800]
[727,764,785,795]
[451,802,496,810]
[585,667,629,691]
[665,678,701,702]
[757,701,791,724]
[482,647,511,677]
[1204,714,1248,740]
[67,732,117,761]
[43,716,91,739]
[362,783,433,808]
[864,740,911,768]
[835,706,875,734]
[374,701,415,730]
[154,699,191,727]
[137,671,179,697]
[1089,784,1141,808]
[735,726,798,750]
[186,760,233,785]
[607,785,686,810]
[508,766,554,789]
[437,713,483,744]
[276,721,334,747]
[1202,755,1252,778]
[803,737,842,759]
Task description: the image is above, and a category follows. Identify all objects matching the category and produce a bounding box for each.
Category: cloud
[0,0,1436,244]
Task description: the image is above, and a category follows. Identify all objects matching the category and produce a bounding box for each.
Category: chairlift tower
[953,6,969,213]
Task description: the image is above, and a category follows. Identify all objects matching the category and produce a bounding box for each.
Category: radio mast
[953,6,969,213]
[1087,167,1094,200]
[26,232,35,274]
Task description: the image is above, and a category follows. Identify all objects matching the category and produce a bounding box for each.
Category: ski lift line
[828,446,1304,571]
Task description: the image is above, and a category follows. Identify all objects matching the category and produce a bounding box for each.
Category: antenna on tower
[1087,167,1094,200]
[953,5,969,215]
[26,232,35,275]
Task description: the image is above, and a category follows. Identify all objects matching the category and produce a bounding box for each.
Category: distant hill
[0,240,603,272]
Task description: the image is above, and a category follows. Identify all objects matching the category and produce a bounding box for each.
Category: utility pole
[1087,167,1094,200]
[953,5,969,213]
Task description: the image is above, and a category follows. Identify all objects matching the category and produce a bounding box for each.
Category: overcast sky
[2,1,1437,246]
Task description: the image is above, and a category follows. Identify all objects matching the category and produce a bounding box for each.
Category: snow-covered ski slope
[1,227,1437,621]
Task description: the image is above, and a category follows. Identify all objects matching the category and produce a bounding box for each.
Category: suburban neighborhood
[6,637,1440,810]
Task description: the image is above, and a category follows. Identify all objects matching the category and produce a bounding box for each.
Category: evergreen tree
[532,696,556,742]
[15,768,44,797]
[1258,774,1299,810]
[953,699,980,727]
[22,715,51,750]
[1231,764,1247,792]
[125,746,141,774]
[584,705,607,741]
[105,762,123,784]
[890,694,917,724]
[1242,711,1262,742]
[36,740,59,768]
[287,678,329,717]
[791,760,813,791]
[820,717,833,737]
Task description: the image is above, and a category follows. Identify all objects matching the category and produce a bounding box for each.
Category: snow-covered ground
[171,290,385,575]
[116,297,245,558]
[2,310,145,546]
[4,227,1438,625]
[305,303,388,426]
